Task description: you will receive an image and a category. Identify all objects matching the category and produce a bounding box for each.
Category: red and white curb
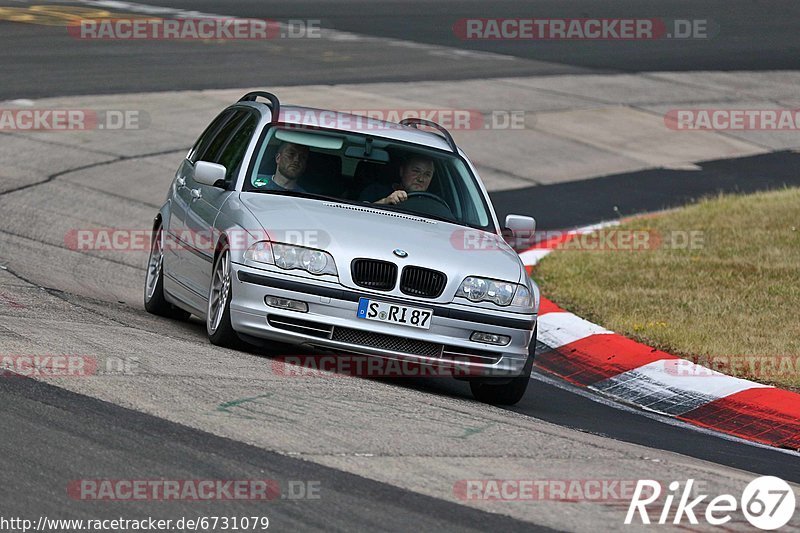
[520,224,800,451]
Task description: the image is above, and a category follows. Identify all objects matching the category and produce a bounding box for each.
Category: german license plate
[356,298,432,329]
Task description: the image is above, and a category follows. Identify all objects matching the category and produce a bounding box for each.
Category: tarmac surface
[1,1,799,530]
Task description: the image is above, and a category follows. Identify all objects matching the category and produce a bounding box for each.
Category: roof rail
[238,91,281,123]
[399,118,458,153]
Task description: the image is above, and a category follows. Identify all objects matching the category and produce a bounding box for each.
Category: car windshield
[244,126,494,230]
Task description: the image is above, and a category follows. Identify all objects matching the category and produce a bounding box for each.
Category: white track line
[531,370,800,457]
[537,312,613,349]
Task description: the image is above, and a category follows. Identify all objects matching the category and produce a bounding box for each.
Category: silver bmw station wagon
[144,91,539,405]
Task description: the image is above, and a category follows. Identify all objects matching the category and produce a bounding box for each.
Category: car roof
[238,102,456,153]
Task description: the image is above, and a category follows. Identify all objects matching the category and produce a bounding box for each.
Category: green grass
[534,187,800,390]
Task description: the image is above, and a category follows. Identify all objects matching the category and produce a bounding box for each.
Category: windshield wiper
[383,205,458,225]
[391,207,492,231]
[251,189,339,202]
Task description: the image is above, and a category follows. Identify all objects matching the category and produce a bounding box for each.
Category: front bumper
[229,263,536,378]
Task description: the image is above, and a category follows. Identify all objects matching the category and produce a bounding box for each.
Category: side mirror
[504,214,536,249]
[505,214,536,234]
[193,161,227,187]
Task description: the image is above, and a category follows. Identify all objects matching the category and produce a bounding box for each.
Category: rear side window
[199,110,250,164]
[216,114,259,183]
[188,110,235,164]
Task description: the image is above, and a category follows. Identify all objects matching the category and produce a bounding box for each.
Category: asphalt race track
[1,376,546,532]
[2,0,800,99]
[1,1,800,531]
[492,150,800,230]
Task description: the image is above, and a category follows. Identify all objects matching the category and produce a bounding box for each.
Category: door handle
[190,188,202,200]
[176,176,186,188]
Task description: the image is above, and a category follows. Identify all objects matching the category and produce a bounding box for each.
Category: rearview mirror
[344,146,390,163]
[275,129,344,150]
[194,161,227,187]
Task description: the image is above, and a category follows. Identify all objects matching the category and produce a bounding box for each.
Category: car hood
[239,193,524,295]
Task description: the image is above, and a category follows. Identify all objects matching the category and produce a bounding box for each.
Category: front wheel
[206,245,240,348]
[469,326,536,406]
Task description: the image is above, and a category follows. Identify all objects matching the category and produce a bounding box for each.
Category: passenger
[253,142,309,192]
[359,155,435,205]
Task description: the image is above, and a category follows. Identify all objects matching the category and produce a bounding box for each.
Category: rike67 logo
[626,477,796,530]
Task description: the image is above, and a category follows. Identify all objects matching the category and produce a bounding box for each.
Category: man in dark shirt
[359,155,435,204]
[252,142,309,192]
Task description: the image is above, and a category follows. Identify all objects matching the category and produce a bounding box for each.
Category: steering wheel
[400,191,455,221]
[405,192,450,210]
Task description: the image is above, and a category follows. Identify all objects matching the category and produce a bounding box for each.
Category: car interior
[244,129,492,229]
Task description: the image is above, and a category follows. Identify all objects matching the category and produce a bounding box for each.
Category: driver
[359,155,435,205]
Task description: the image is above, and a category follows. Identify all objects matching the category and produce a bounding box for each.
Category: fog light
[470,331,510,345]
[265,296,308,312]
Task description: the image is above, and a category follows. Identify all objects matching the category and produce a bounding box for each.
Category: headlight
[511,284,533,307]
[272,243,337,276]
[301,249,329,274]
[244,241,337,276]
[459,277,489,302]
[244,241,274,264]
[456,276,530,307]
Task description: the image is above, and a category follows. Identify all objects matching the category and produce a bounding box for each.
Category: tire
[144,223,191,320]
[469,326,536,406]
[206,244,241,348]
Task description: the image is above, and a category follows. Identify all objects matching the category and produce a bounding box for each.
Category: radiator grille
[351,259,397,291]
[400,266,447,298]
